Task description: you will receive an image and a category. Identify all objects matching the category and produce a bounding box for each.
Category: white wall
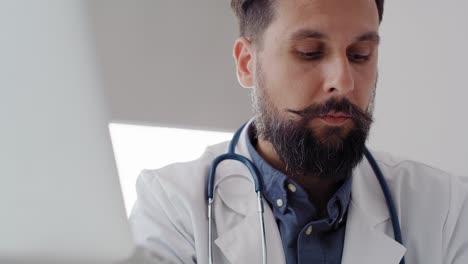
[369,0,468,176]
[86,0,467,176]
[86,0,250,132]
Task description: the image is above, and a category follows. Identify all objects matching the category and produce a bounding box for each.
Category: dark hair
[231,0,384,44]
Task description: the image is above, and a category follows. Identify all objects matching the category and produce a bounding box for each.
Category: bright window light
[108,123,233,216]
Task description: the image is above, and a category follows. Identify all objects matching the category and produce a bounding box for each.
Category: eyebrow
[355,31,381,44]
[289,29,381,44]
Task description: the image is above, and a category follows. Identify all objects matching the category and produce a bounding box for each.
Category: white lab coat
[128,122,468,264]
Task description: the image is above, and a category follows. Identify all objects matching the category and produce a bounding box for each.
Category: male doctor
[129,0,468,263]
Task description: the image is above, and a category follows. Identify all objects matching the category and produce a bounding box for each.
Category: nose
[322,55,354,95]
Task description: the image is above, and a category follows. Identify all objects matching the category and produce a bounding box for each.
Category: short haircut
[231,0,384,45]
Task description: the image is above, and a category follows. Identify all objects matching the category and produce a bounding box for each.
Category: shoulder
[155,140,229,182]
[368,149,463,188]
[130,142,230,264]
[367,149,468,221]
[368,149,468,198]
[137,140,230,203]
[367,150,468,261]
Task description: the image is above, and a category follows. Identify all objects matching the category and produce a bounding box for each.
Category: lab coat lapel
[212,120,286,264]
[214,184,285,264]
[342,157,406,264]
[209,119,405,263]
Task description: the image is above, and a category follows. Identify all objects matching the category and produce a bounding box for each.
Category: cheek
[352,66,377,109]
[260,56,323,111]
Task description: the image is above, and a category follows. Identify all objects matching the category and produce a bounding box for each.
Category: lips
[318,112,351,125]
[320,112,351,118]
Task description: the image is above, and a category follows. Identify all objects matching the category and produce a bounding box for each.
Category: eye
[348,53,370,63]
[297,50,323,60]
[347,44,373,63]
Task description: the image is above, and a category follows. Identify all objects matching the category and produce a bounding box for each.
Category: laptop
[0,2,134,263]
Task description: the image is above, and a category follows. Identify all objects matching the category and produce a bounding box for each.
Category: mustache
[286,97,373,124]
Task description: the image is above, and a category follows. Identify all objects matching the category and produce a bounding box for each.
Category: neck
[256,137,341,216]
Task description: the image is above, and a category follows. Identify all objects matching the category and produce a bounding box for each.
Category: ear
[233,37,255,88]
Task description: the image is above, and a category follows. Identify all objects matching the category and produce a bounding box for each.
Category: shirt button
[287,183,297,193]
[276,199,284,207]
[306,225,313,235]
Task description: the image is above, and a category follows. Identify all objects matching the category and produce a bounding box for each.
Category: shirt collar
[327,176,353,227]
[246,122,289,213]
[245,121,353,227]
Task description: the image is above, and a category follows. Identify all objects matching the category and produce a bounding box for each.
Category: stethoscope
[207,122,405,264]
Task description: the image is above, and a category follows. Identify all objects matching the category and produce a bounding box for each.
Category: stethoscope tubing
[364,148,405,264]
[207,123,266,264]
[207,122,405,264]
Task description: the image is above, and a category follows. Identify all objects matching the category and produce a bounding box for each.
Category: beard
[252,61,375,182]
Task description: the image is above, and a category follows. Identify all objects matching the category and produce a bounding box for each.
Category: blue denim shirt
[246,123,352,264]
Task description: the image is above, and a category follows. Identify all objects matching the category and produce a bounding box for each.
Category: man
[129,0,468,263]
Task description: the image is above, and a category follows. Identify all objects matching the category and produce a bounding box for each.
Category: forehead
[267,0,380,42]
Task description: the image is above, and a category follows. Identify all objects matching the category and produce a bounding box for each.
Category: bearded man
[129,0,468,263]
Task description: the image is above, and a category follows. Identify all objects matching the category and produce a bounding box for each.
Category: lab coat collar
[341,158,406,264]
[212,118,406,264]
